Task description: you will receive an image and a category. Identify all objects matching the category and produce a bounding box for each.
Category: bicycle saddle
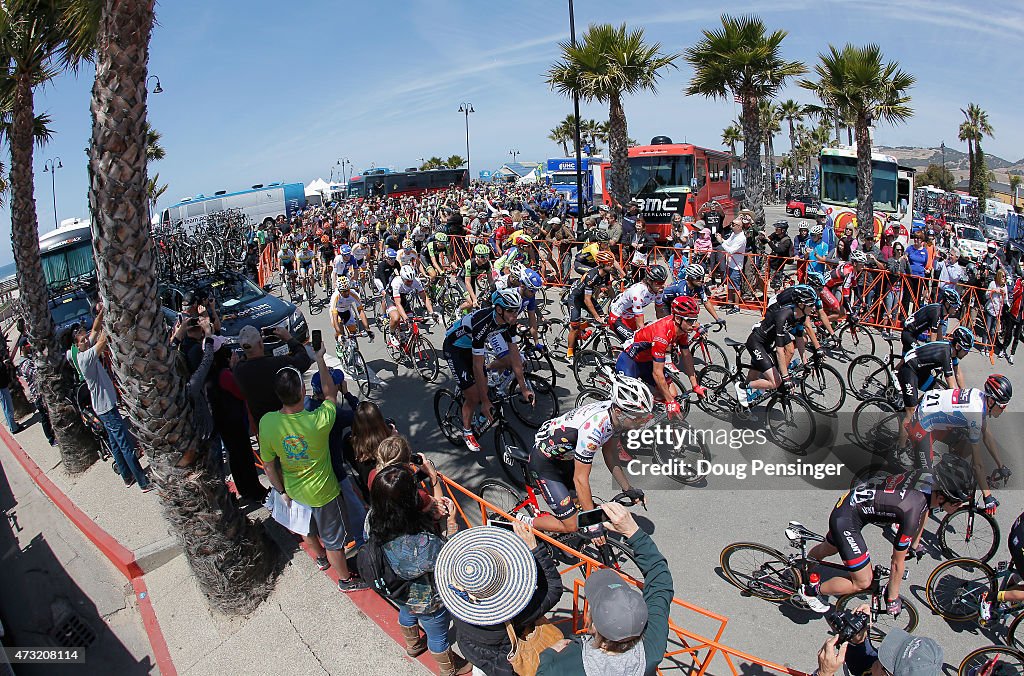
[724,337,745,350]
[785,521,824,543]
[504,445,531,464]
[882,335,899,344]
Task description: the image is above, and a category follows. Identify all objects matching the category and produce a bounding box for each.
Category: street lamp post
[42,158,62,231]
[458,102,474,179]
[146,75,163,94]
[940,141,946,174]
[568,0,585,233]
[509,149,520,164]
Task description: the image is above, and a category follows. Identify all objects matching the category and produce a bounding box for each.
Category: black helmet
[594,229,610,242]
[790,284,817,306]
[985,374,1013,406]
[932,456,975,503]
[773,220,789,231]
[646,265,668,283]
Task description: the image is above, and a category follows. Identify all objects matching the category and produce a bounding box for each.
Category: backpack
[356,534,417,603]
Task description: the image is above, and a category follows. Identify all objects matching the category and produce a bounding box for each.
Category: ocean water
[0,262,15,280]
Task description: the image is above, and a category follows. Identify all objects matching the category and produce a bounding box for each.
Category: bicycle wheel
[349,349,372,398]
[575,387,606,407]
[577,537,643,582]
[959,646,1024,676]
[508,374,558,429]
[688,336,730,371]
[836,323,877,362]
[493,423,530,487]
[573,349,614,390]
[1008,614,1024,651]
[847,355,894,401]
[834,593,918,642]
[852,398,901,457]
[764,393,817,454]
[478,479,535,524]
[799,362,846,414]
[544,318,568,355]
[652,421,710,485]
[925,557,995,621]
[409,336,441,382]
[433,388,464,446]
[200,239,221,271]
[939,507,1000,563]
[523,345,557,389]
[696,365,734,416]
[719,542,799,602]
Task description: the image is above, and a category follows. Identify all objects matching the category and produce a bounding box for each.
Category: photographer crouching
[814,605,942,676]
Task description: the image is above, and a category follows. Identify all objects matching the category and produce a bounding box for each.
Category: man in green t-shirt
[259,341,368,592]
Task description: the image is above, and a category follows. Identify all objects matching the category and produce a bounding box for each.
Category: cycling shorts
[900,329,929,356]
[279,262,294,274]
[820,288,841,313]
[569,295,600,324]
[615,352,655,389]
[336,309,357,327]
[745,334,776,374]
[527,450,578,520]
[1009,514,1024,581]
[443,345,476,391]
[825,506,871,571]
[609,314,638,342]
[386,295,413,314]
[300,260,314,270]
[897,364,937,409]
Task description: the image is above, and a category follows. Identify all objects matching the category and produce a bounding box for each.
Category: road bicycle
[696,337,818,454]
[335,331,373,398]
[434,383,538,463]
[477,447,644,580]
[720,520,919,641]
[846,334,947,403]
[926,556,1024,648]
[816,305,876,363]
[959,645,1024,675]
[787,352,847,414]
[381,315,441,383]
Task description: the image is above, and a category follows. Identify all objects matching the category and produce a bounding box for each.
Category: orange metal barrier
[257,241,278,287]
[437,474,809,676]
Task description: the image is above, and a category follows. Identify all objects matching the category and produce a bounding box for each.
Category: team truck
[546,157,604,214]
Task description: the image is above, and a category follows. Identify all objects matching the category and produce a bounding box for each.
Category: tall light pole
[568,0,585,232]
[458,102,474,179]
[940,141,946,174]
[42,158,62,231]
[509,149,520,164]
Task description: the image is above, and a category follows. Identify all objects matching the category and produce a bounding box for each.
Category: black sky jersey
[570,267,611,302]
[750,302,799,349]
[903,303,945,335]
[443,306,514,355]
[903,341,955,378]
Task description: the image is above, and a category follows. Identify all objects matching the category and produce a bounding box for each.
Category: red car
[786,194,820,218]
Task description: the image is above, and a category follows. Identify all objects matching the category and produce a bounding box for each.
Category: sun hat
[877,628,942,675]
[584,568,648,641]
[435,526,537,625]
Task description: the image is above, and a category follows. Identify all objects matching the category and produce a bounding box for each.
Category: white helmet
[491,287,523,310]
[850,250,868,264]
[358,236,368,245]
[401,238,414,249]
[685,263,706,280]
[507,260,526,279]
[610,374,654,416]
[399,265,417,282]
[810,224,824,236]
[337,276,352,291]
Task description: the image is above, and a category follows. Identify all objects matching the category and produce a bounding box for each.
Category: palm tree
[87,0,276,614]
[547,124,569,155]
[721,123,742,157]
[1010,174,1021,210]
[547,22,679,210]
[420,156,444,170]
[961,103,994,211]
[685,14,806,222]
[581,118,602,155]
[0,0,100,473]
[143,119,163,162]
[800,43,914,236]
[146,173,167,216]
[759,101,782,195]
[444,154,465,169]
[779,99,805,156]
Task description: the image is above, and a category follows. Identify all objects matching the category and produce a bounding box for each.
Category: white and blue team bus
[160,182,306,229]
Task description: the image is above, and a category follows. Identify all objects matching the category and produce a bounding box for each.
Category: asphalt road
[290,204,1024,673]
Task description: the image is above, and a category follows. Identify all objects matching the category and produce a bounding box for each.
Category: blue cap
[385,248,398,259]
[311,368,345,396]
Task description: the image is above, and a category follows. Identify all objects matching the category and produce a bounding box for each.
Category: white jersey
[610,282,659,319]
[330,289,363,314]
[351,243,369,261]
[391,277,425,298]
[533,401,615,465]
[333,256,357,278]
[917,388,986,444]
[399,250,419,267]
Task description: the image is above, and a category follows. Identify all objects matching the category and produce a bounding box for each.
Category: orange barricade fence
[437,474,809,676]
[257,240,278,287]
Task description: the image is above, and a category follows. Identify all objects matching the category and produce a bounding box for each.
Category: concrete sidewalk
[5,413,424,675]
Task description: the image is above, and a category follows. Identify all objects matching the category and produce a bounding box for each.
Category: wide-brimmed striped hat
[435,526,537,625]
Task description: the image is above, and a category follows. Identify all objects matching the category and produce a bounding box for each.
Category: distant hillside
[876,145,1024,180]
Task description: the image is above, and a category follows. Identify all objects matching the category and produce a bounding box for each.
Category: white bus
[160,182,306,230]
[818,146,914,244]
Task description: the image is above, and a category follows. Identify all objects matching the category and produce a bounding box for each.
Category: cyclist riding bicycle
[329,276,374,341]
[566,251,616,360]
[296,241,317,286]
[398,238,419,268]
[317,235,336,287]
[905,375,1012,515]
[801,271,839,342]
[277,243,297,286]
[495,263,544,349]
[386,265,436,348]
[607,265,668,341]
[332,245,360,290]
[521,373,653,539]
[574,230,623,277]
[776,283,829,368]
[657,263,723,324]
[823,250,869,324]
[423,232,451,280]
[616,296,707,416]
[462,244,494,313]
[894,327,972,448]
[800,459,974,614]
[374,247,401,297]
[900,287,961,355]
[736,285,821,407]
[441,288,534,454]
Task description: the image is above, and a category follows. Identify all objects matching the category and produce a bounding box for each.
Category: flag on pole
[733,93,742,104]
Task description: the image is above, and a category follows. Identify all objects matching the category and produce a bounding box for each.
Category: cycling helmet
[810,224,824,236]
[949,326,974,352]
[358,236,368,245]
[321,235,331,244]
[474,244,491,257]
[985,374,1013,405]
[311,368,345,397]
[939,286,961,308]
[507,261,526,279]
[337,276,352,291]
[931,457,975,503]
[595,251,615,266]
[399,265,417,282]
[850,250,868,264]
[671,296,700,319]
[685,264,706,280]
[434,232,449,243]
[594,229,610,242]
[402,238,414,249]
[337,244,350,257]
[772,220,789,231]
[645,265,668,283]
[806,271,829,289]
[491,287,522,310]
[610,373,655,416]
[385,248,398,260]
[790,284,817,306]
[520,268,543,291]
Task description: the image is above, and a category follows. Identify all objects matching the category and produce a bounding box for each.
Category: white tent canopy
[305,178,330,197]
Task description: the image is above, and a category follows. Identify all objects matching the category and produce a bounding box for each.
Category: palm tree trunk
[561,139,569,156]
[975,142,987,213]
[847,126,853,147]
[834,115,841,144]
[89,0,277,614]
[855,114,874,238]
[741,99,764,222]
[788,120,797,162]
[9,76,98,473]
[607,92,630,210]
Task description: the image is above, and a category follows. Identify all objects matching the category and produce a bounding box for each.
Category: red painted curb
[0,426,177,676]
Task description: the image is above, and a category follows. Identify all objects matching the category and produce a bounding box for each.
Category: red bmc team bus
[347,167,469,198]
[598,135,743,241]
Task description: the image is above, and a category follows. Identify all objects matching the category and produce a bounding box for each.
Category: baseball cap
[210,334,229,352]
[584,568,647,641]
[877,628,943,675]
[238,325,262,351]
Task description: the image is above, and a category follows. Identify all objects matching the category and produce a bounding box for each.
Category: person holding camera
[233,324,313,426]
[814,605,942,676]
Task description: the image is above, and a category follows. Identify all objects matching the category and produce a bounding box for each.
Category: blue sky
[2,0,1022,266]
